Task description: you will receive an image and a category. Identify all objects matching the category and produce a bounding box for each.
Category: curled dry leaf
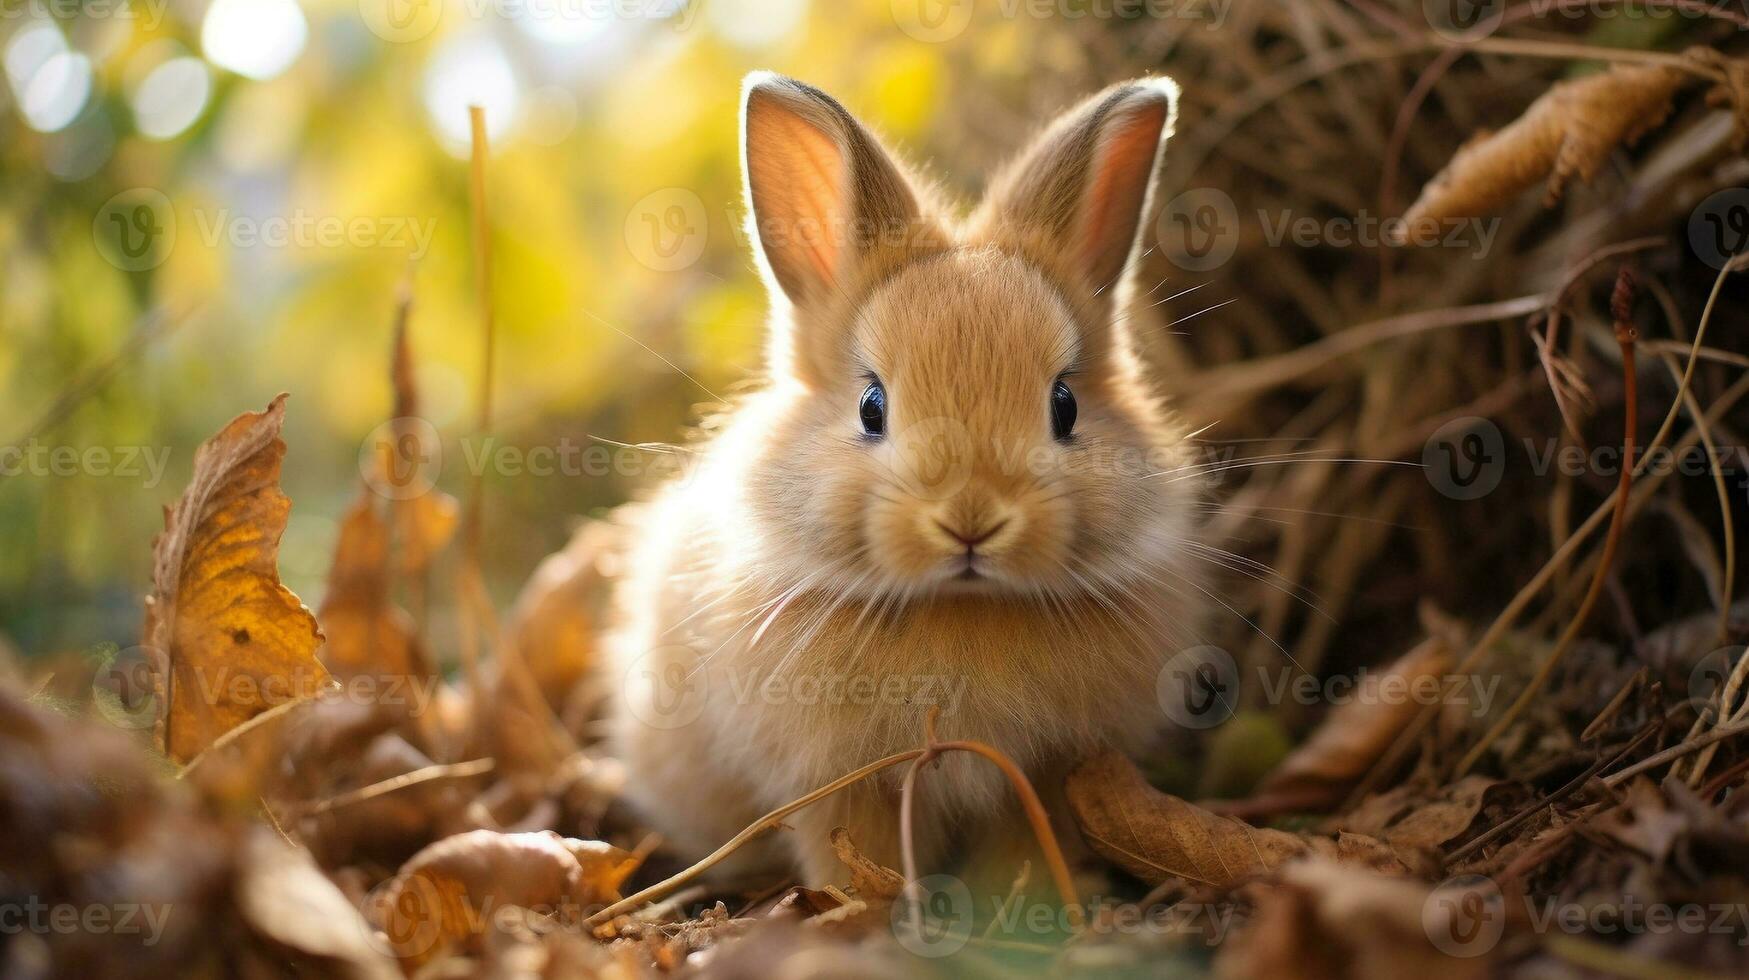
[373,829,641,968]
[1067,749,1408,889]
[1253,630,1455,806]
[1398,61,1690,238]
[146,394,331,763]
[829,827,905,905]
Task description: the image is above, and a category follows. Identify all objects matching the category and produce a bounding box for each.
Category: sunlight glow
[422,35,519,152]
[202,0,308,81]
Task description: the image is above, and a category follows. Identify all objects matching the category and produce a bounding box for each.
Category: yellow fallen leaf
[146,395,330,762]
[317,489,426,682]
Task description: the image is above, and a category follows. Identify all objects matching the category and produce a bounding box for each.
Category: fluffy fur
[608,72,1204,885]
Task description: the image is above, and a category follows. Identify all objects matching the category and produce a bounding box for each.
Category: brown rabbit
[609,71,1204,887]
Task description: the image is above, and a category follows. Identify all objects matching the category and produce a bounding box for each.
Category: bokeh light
[201,0,308,81]
[421,34,519,151]
[131,56,211,140]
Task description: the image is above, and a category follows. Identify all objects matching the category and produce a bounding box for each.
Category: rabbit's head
[728,72,1199,602]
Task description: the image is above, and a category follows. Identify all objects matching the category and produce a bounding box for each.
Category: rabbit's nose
[934,517,1010,550]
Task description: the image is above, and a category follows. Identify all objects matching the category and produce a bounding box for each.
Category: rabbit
[608,71,1205,888]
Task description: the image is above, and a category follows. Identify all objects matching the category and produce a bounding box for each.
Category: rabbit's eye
[859,379,887,438]
[1051,379,1077,440]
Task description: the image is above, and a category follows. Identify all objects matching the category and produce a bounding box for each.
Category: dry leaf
[373,829,640,968]
[146,394,330,762]
[1255,632,1454,804]
[236,830,400,980]
[1398,61,1690,237]
[385,304,459,577]
[1217,859,1499,980]
[504,519,622,712]
[1067,750,1407,889]
[829,827,905,904]
[317,488,427,682]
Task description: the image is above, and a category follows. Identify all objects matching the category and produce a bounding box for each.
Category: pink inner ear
[746,100,848,293]
[1076,101,1168,284]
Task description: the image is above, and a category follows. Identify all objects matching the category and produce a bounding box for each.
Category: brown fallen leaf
[1398,61,1691,238]
[830,827,905,904]
[385,297,460,579]
[1253,629,1456,807]
[317,488,427,683]
[236,829,400,980]
[372,829,640,968]
[1217,859,1502,980]
[146,394,331,762]
[504,518,622,715]
[1338,776,1504,853]
[1067,749,1409,889]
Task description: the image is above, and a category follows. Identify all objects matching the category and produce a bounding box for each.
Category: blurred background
[4,0,1745,777]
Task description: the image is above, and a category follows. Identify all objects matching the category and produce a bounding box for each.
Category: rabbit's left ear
[976,78,1178,300]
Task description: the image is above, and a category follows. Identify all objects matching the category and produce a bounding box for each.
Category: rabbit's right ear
[740,72,923,311]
